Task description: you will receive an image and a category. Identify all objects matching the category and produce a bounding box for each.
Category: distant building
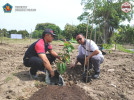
[11,34,22,39]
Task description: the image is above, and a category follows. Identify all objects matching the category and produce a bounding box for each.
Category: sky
[0,0,83,32]
[0,0,134,33]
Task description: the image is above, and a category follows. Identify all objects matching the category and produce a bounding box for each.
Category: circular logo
[121,2,131,13]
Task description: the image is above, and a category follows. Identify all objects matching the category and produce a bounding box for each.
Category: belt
[24,57,29,60]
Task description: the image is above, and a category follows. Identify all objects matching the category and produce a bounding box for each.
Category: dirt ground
[29,85,92,100]
[0,40,134,100]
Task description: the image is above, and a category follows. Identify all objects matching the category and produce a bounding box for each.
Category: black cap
[42,28,56,38]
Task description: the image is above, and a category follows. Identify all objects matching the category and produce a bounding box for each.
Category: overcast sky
[0,0,134,33]
[0,0,83,32]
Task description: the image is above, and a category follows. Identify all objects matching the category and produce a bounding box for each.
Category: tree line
[0,23,92,40]
[0,22,134,44]
[0,29,29,38]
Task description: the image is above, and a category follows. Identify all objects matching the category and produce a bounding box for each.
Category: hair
[42,28,54,38]
[42,31,45,38]
[42,32,51,38]
[76,33,84,38]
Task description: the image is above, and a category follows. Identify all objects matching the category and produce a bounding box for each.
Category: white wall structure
[11,34,22,39]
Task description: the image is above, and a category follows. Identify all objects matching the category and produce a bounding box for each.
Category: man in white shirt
[72,34,104,79]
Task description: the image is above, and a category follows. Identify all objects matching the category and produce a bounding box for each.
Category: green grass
[34,81,46,88]
[3,38,133,54]
[69,40,77,43]
[117,44,134,54]
[1,37,37,44]
[102,44,114,49]
[4,77,13,82]
[51,40,64,45]
[1,37,66,45]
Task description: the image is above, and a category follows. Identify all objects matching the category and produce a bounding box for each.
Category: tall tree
[76,23,91,38]
[0,29,3,43]
[78,0,134,43]
[64,24,77,39]
[2,28,8,37]
[8,30,17,35]
[35,23,62,39]
[32,30,44,38]
[0,29,8,43]
[17,30,29,38]
[118,25,134,44]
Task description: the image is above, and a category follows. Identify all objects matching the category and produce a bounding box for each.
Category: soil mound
[29,85,92,100]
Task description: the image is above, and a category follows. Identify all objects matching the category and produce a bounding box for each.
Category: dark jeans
[77,55,104,73]
[23,54,56,75]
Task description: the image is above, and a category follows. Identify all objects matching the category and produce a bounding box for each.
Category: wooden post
[85,0,96,83]
[94,28,96,43]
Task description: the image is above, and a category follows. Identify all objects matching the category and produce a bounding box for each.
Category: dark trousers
[23,54,56,75]
[77,55,104,73]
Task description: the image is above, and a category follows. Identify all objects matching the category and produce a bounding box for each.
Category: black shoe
[92,72,100,79]
[29,70,38,80]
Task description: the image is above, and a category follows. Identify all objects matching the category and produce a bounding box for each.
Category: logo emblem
[121,2,131,13]
[3,3,13,13]
[51,30,53,33]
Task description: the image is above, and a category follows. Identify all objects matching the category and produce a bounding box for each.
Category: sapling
[57,41,74,74]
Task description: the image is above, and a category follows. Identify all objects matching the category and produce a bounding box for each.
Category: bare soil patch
[29,85,92,100]
[0,41,134,100]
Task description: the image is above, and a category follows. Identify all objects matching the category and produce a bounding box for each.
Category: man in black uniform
[23,28,60,79]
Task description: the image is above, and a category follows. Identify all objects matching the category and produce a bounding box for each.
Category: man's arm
[38,53,54,77]
[85,49,100,65]
[48,50,61,60]
[88,49,99,58]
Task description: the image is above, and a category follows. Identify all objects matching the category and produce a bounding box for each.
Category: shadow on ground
[14,70,46,82]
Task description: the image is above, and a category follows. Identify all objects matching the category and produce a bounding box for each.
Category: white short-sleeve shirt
[78,39,103,58]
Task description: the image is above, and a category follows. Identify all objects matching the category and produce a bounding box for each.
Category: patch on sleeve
[35,39,45,54]
[48,44,52,50]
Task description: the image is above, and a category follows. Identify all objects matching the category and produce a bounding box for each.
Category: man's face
[76,35,85,44]
[46,34,54,42]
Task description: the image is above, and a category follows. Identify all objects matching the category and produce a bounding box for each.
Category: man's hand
[49,50,61,61]
[50,70,55,77]
[57,56,61,61]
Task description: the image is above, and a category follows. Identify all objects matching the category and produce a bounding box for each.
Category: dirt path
[0,42,134,100]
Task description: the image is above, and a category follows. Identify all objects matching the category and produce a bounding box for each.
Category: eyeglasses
[77,38,82,41]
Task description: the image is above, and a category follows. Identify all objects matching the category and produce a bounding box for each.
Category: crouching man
[72,34,104,79]
[23,28,60,79]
